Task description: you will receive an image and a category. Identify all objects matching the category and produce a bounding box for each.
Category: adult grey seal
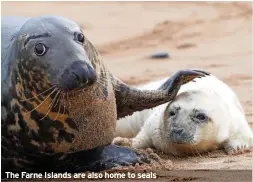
[115,75,253,155]
[1,15,208,175]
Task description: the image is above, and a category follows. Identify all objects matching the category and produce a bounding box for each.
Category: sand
[1,1,252,182]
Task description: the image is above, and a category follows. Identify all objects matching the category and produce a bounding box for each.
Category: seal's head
[11,16,98,93]
[162,77,239,155]
[7,16,114,153]
[164,90,220,155]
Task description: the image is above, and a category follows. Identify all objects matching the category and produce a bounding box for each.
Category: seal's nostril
[172,128,184,136]
[84,78,89,85]
[72,72,80,82]
[176,129,184,135]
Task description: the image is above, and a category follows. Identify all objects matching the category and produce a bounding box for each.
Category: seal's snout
[169,128,192,144]
[170,128,184,140]
[59,60,97,91]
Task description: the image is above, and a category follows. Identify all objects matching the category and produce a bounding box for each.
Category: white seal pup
[114,75,253,155]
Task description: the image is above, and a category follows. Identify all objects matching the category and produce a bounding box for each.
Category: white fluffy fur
[115,75,253,155]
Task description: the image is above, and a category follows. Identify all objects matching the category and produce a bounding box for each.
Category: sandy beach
[1,1,252,181]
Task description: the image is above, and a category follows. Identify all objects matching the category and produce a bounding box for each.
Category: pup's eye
[75,32,84,43]
[196,113,207,121]
[169,111,176,117]
[34,43,47,56]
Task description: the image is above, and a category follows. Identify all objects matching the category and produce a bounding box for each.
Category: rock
[150,52,169,59]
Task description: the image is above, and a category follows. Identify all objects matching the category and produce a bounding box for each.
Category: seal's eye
[76,33,84,43]
[169,111,176,117]
[196,113,207,121]
[34,43,47,56]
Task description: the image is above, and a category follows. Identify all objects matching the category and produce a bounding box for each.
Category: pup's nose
[170,128,185,142]
[173,128,184,135]
[59,61,97,91]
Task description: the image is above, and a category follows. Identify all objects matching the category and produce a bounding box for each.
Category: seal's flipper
[223,139,253,155]
[114,69,209,119]
[55,144,147,172]
[223,132,253,155]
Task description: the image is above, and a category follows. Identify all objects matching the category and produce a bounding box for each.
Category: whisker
[40,90,61,120]
[97,78,107,88]
[53,90,62,109]
[194,147,203,158]
[54,93,63,121]
[190,146,196,156]
[96,79,105,88]
[20,85,56,102]
[24,88,58,115]
[98,72,121,92]
[61,92,66,117]
[95,81,106,98]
